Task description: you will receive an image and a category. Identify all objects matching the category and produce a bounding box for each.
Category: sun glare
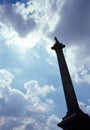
[0,23,43,53]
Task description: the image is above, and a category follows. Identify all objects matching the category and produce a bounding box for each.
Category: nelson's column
[51,37,90,130]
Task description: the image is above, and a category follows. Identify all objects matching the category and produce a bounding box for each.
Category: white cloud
[86,106,90,115]
[0,69,13,89]
[24,80,56,97]
[0,69,59,130]
[47,0,90,86]
[0,0,90,129]
[0,116,22,130]
[24,80,56,113]
[46,114,60,130]
[64,44,90,84]
[0,69,27,117]
[0,0,65,50]
[79,101,90,115]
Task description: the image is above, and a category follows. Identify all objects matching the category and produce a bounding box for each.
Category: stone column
[51,37,80,114]
[51,37,90,130]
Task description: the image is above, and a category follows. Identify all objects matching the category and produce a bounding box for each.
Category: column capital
[51,37,65,50]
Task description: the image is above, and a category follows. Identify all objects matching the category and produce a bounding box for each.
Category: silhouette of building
[51,37,90,130]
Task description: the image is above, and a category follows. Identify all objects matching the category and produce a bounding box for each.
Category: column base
[58,111,90,130]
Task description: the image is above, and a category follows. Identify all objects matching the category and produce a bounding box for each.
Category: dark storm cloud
[52,0,90,44]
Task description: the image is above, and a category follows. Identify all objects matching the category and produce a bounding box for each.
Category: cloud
[0,69,13,88]
[52,0,90,43]
[0,69,60,130]
[79,101,90,115]
[0,0,90,65]
[0,2,36,36]
[64,44,90,84]
[0,117,22,130]
[50,0,90,81]
[0,0,65,49]
[0,70,27,117]
[24,80,56,97]
[46,114,60,130]
[24,80,56,113]
[0,1,90,129]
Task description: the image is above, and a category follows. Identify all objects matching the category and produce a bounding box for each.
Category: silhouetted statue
[51,37,90,130]
[55,37,59,43]
[52,37,65,50]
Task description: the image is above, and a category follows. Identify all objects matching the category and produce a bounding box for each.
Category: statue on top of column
[51,37,65,50]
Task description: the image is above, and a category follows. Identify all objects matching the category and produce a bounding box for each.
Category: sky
[0,0,90,130]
